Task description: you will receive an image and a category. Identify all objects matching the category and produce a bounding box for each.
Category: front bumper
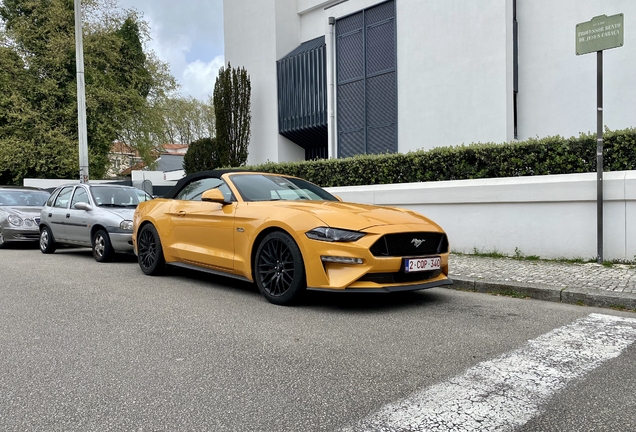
[308,278,454,293]
[2,226,40,243]
[300,224,451,291]
[108,231,134,253]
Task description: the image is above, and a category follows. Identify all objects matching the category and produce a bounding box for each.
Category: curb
[449,277,636,311]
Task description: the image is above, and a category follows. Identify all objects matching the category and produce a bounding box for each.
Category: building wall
[327,171,636,262]
[517,0,636,141]
[224,0,635,164]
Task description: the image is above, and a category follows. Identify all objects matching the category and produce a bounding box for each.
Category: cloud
[182,55,226,101]
[118,0,224,100]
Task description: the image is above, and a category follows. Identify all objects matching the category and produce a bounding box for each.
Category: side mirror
[201,188,228,204]
[74,202,92,211]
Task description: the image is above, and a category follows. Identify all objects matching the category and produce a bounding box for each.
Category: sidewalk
[448,254,636,311]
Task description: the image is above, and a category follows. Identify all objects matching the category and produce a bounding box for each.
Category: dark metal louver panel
[366,21,395,75]
[339,130,365,158]
[365,0,395,25]
[337,31,364,82]
[337,81,365,132]
[277,36,328,159]
[336,0,396,158]
[366,73,396,125]
[367,125,396,154]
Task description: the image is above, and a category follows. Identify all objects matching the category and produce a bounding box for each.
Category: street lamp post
[74,0,89,183]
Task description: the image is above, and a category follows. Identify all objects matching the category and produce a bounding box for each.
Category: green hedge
[244,128,636,188]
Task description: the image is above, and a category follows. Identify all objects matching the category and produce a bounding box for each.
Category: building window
[336,0,396,158]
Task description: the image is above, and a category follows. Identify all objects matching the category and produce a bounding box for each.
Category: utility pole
[74,0,89,183]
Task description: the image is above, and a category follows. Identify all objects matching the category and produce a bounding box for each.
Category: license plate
[404,256,441,273]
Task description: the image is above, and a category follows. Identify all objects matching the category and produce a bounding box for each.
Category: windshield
[230,174,338,202]
[0,190,50,207]
[90,186,153,208]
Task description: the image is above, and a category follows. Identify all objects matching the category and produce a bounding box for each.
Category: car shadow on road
[168,265,446,312]
[54,247,139,263]
[302,289,446,312]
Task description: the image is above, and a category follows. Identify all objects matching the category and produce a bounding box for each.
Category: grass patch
[454,249,614,265]
[609,304,636,313]
[489,290,528,299]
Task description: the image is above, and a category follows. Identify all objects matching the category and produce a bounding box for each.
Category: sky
[117,0,225,101]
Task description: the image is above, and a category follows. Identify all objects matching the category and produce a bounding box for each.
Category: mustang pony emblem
[411,238,426,248]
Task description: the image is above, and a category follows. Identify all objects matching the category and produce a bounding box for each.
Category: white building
[223,0,635,165]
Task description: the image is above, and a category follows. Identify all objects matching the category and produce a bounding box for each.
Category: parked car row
[2,172,452,305]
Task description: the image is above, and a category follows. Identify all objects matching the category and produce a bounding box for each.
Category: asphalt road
[0,245,634,432]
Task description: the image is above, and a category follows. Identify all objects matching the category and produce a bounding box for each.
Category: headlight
[7,215,23,226]
[306,227,365,242]
[120,220,134,231]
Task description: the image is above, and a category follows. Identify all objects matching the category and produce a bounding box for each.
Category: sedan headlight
[7,215,23,226]
[120,220,134,231]
[306,227,365,242]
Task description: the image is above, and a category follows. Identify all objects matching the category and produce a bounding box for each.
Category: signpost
[576,14,624,264]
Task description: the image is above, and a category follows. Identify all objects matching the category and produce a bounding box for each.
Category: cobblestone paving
[449,254,636,294]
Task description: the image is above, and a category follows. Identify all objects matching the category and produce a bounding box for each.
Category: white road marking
[344,313,636,432]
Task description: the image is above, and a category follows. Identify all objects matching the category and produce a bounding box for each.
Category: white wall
[396,0,513,150]
[327,171,636,262]
[517,0,636,140]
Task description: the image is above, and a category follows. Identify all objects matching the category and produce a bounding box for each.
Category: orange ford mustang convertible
[132,170,452,305]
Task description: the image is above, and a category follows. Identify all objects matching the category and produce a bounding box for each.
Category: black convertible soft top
[163,169,251,199]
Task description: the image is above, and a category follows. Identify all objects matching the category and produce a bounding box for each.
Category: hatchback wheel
[0,228,5,248]
[40,226,57,254]
[254,231,306,305]
[138,224,165,275]
[92,229,114,262]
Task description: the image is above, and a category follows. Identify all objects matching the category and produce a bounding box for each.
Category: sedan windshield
[230,174,338,202]
[90,186,153,208]
[0,190,50,206]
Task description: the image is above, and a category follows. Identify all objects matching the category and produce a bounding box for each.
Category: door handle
[66,214,70,218]
[177,211,186,217]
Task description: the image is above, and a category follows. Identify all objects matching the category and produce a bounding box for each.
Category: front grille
[359,269,441,284]
[370,232,448,257]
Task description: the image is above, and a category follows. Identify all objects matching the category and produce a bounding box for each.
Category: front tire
[40,226,57,254]
[137,224,165,275]
[0,228,6,249]
[254,231,306,305]
[92,229,114,262]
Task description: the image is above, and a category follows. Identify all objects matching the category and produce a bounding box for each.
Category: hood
[101,207,136,220]
[2,206,42,219]
[273,201,441,231]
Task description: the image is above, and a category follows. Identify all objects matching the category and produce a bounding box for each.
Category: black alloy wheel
[137,224,165,275]
[254,231,306,305]
[39,226,57,254]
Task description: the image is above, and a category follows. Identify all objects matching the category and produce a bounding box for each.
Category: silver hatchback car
[39,183,153,262]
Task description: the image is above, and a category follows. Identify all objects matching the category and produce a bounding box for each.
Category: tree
[155,96,215,145]
[0,0,176,184]
[183,137,219,175]
[213,63,251,168]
